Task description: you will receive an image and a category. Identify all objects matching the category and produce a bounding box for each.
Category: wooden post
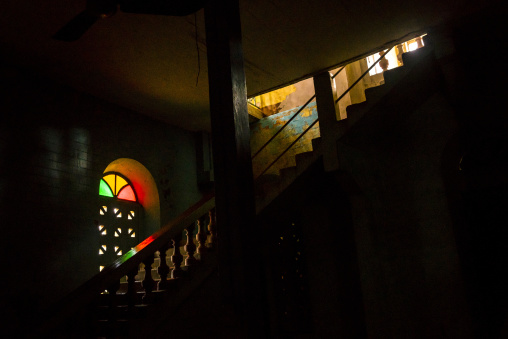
[314,71,339,171]
[205,0,267,336]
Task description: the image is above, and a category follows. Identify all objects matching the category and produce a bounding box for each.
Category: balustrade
[34,193,215,338]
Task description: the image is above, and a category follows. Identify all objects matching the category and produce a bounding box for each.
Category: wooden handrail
[32,191,215,336]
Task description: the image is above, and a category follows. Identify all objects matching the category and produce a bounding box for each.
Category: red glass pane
[117,185,136,202]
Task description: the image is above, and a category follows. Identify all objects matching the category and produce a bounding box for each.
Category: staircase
[253,36,437,213]
[30,34,440,339]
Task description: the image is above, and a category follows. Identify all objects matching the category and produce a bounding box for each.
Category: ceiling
[0,0,489,131]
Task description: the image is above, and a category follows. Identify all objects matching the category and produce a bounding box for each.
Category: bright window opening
[366,35,425,76]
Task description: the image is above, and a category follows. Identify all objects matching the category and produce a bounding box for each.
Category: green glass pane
[99,179,114,197]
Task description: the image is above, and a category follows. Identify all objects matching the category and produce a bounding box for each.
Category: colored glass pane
[118,185,136,202]
[115,176,128,195]
[99,179,114,197]
[103,174,116,194]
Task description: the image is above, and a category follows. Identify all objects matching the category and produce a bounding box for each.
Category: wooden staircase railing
[31,191,216,337]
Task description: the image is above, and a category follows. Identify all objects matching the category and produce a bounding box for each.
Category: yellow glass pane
[115,175,128,195]
[103,174,116,194]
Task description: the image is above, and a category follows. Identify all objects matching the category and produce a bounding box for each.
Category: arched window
[97,172,141,271]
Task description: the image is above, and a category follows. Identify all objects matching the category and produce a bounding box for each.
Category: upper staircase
[254,34,436,212]
[30,33,440,338]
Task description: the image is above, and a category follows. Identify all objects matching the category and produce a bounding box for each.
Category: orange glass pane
[115,175,128,195]
[117,185,136,202]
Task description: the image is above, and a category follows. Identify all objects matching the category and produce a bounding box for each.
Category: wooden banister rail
[31,191,215,337]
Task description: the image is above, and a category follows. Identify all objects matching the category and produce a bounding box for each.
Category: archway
[96,158,160,270]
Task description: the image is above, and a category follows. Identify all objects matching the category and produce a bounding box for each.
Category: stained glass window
[98,173,137,202]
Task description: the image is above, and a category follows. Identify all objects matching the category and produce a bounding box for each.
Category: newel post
[205,0,268,336]
[314,71,340,171]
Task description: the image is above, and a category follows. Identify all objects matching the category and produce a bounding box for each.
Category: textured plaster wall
[250,101,320,177]
[0,64,203,328]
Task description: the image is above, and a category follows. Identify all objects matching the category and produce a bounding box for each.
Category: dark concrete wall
[0,64,204,328]
[337,91,472,338]
[258,162,366,338]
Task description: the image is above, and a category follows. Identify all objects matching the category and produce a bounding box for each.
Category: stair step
[401,47,427,68]
[98,292,129,306]
[381,66,407,86]
[294,151,314,165]
[311,137,322,151]
[94,319,129,337]
[346,101,369,117]
[95,305,130,321]
[363,85,387,104]
[279,166,297,179]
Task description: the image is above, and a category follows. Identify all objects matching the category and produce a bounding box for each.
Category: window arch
[99,172,138,202]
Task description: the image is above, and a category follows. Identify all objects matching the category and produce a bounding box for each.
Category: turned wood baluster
[207,208,217,249]
[196,216,208,258]
[158,243,171,290]
[185,222,197,266]
[142,254,155,303]
[126,269,137,311]
[106,280,120,321]
[171,234,184,278]
[379,52,389,72]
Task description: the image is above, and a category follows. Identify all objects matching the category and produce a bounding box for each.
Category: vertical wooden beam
[314,72,339,171]
[205,0,267,336]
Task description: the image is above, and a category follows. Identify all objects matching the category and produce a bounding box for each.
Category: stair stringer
[256,44,436,214]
